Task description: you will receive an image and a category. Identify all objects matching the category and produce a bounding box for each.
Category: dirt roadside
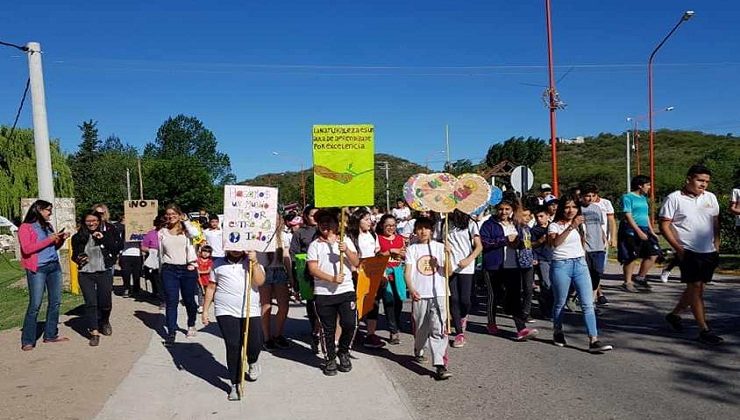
[0,281,157,420]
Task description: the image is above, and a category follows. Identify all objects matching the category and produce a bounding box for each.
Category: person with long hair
[160,204,199,345]
[71,210,119,346]
[346,208,385,348]
[307,210,360,376]
[548,194,612,352]
[18,200,70,351]
[479,198,538,341]
[617,175,661,292]
[373,214,406,345]
[141,214,167,307]
[258,215,293,350]
[289,205,320,352]
[445,209,483,348]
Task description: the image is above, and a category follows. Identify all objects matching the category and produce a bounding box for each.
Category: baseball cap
[540,183,552,190]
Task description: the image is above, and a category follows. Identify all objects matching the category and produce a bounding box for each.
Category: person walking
[289,205,320,352]
[119,215,143,298]
[661,165,723,345]
[160,204,199,345]
[374,214,406,345]
[258,216,293,350]
[18,200,70,351]
[202,250,265,400]
[71,210,119,346]
[617,176,660,292]
[548,194,613,353]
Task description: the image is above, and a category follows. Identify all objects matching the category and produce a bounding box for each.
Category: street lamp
[647,10,694,204]
[271,151,306,208]
[544,0,560,197]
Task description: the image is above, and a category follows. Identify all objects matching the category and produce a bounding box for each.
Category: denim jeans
[22,261,63,345]
[162,264,198,336]
[550,257,598,337]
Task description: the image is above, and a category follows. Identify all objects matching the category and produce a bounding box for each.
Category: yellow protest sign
[312,124,375,207]
[355,255,390,318]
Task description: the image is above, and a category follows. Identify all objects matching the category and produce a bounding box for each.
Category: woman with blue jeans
[548,195,613,353]
[159,204,199,345]
[18,200,70,351]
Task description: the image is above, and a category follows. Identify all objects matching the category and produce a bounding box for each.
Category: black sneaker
[263,339,277,351]
[122,290,130,298]
[100,322,113,336]
[413,352,428,363]
[337,352,352,373]
[435,365,452,380]
[588,340,614,353]
[665,313,683,332]
[553,332,566,347]
[634,277,652,290]
[311,334,321,354]
[323,358,338,376]
[274,335,291,349]
[596,295,609,306]
[698,330,724,345]
[89,335,100,347]
[164,333,176,347]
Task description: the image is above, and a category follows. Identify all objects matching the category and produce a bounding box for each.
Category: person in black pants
[307,210,360,376]
[119,221,143,297]
[72,210,119,346]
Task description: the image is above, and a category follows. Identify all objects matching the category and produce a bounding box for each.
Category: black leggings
[119,255,142,293]
[315,292,358,360]
[78,270,113,332]
[366,280,403,334]
[449,273,473,334]
[216,315,263,384]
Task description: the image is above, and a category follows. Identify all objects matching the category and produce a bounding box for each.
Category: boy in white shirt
[404,217,451,380]
[660,165,722,345]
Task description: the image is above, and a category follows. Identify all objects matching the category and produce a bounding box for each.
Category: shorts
[585,251,606,274]
[618,225,661,264]
[679,250,718,283]
[264,266,289,285]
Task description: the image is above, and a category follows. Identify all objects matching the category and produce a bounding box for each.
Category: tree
[485,136,547,168]
[444,159,477,176]
[144,115,235,185]
[0,127,75,221]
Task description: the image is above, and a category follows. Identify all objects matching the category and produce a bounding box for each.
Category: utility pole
[137,159,144,200]
[126,168,132,201]
[445,124,451,170]
[378,161,390,212]
[625,131,631,193]
[26,42,54,202]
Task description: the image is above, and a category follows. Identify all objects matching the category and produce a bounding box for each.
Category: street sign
[510,166,534,194]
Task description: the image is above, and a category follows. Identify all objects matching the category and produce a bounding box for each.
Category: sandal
[43,336,70,343]
[21,344,34,351]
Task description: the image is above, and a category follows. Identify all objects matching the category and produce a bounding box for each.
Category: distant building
[557,136,585,144]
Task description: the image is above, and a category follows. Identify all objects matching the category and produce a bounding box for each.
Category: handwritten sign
[124,200,158,241]
[223,185,278,252]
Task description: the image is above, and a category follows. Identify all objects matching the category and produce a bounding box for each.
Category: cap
[545,197,559,205]
[540,183,552,190]
[287,216,303,227]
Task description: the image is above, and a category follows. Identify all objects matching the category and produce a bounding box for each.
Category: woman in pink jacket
[19,200,70,351]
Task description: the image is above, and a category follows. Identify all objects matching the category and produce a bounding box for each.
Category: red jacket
[18,223,63,272]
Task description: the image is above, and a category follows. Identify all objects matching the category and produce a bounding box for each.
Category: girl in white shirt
[258,216,293,350]
[548,195,612,353]
[307,210,360,376]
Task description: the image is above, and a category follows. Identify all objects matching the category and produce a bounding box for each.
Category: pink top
[18,223,62,272]
[141,229,159,250]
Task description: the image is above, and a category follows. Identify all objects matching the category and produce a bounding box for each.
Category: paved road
[368,266,740,419]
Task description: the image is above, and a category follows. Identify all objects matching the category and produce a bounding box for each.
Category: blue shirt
[32,222,59,266]
[622,192,649,227]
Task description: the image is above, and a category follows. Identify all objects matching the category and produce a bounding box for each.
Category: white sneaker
[197,306,203,314]
[227,384,240,401]
[247,362,261,382]
[660,270,670,283]
[187,326,197,337]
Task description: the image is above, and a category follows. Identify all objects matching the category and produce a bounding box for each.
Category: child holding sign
[307,210,360,376]
[405,217,452,380]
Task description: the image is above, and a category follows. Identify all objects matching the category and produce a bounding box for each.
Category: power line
[7,78,31,140]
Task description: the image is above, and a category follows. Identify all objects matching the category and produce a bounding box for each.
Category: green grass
[0,257,84,331]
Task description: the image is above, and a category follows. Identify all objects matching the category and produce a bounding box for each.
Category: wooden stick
[339,207,346,276]
[240,258,254,398]
[443,214,451,334]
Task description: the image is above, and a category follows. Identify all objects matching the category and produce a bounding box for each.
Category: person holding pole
[405,216,452,380]
[202,250,265,400]
[307,209,360,376]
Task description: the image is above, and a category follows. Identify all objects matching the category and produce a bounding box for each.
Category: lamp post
[647,10,694,204]
[545,0,560,196]
[271,151,306,208]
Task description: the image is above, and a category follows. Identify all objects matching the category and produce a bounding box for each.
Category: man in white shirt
[391,200,411,237]
[204,215,225,258]
[660,165,722,345]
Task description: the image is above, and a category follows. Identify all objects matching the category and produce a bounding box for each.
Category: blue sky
[2,0,739,180]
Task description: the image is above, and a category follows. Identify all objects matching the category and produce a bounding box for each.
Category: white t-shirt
[548,222,585,260]
[406,241,446,298]
[446,221,480,275]
[210,257,263,318]
[357,231,377,258]
[659,190,720,253]
[732,188,740,227]
[204,229,225,258]
[502,223,519,269]
[593,197,615,240]
[392,207,411,233]
[306,237,357,296]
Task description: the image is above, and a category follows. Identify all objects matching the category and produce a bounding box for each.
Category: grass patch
[0,257,84,331]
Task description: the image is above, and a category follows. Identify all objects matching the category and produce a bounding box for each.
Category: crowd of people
[16,164,738,400]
